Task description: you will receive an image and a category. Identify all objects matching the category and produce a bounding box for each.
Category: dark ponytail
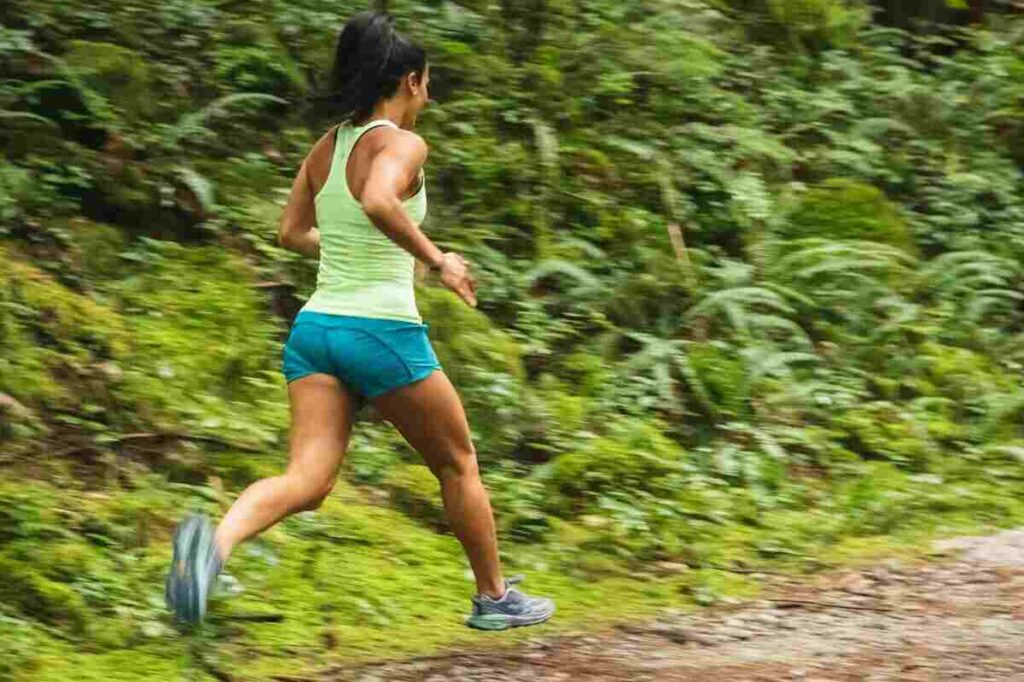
[319,11,427,124]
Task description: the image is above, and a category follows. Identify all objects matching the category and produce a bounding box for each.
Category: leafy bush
[215,44,305,96]
[765,0,868,52]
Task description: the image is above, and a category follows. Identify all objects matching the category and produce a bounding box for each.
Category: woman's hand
[436,252,477,307]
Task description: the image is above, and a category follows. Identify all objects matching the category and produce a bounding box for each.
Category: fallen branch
[769,598,893,613]
[707,564,790,577]
[218,612,286,623]
[117,432,265,452]
[193,647,234,682]
[56,431,266,457]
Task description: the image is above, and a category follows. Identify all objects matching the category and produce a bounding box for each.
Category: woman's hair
[319,11,427,123]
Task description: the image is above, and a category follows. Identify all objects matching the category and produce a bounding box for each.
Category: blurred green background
[1,0,1023,679]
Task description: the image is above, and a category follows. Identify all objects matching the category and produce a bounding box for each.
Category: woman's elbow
[277,226,291,249]
[361,194,394,221]
[278,221,301,250]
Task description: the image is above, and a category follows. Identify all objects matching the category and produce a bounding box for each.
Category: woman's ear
[407,70,424,95]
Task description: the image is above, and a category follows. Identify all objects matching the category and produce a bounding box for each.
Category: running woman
[165,11,555,632]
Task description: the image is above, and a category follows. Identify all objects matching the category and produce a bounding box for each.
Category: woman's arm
[277,160,321,258]
[360,133,441,267]
[361,132,476,307]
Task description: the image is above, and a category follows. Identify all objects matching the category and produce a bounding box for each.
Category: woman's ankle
[212,528,233,564]
[477,576,506,600]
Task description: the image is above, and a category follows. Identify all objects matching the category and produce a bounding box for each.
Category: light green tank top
[302,119,428,323]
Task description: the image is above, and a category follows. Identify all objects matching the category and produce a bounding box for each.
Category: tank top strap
[329,119,401,182]
[360,118,399,131]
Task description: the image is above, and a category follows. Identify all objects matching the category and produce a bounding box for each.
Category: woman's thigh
[370,371,474,475]
[286,373,356,482]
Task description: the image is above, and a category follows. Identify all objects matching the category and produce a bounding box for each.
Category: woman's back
[303,119,428,323]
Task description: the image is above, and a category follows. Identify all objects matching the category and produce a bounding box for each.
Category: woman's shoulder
[305,125,342,162]
[380,127,428,163]
[300,126,343,193]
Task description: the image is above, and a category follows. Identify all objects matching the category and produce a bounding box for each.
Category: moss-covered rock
[687,342,749,417]
[544,418,687,516]
[416,286,524,383]
[66,218,128,281]
[0,616,42,681]
[112,242,287,442]
[2,245,127,356]
[0,556,90,635]
[0,243,127,407]
[784,178,913,250]
[0,481,62,545]
[65,41,156,120]
[40,542,103,583]
[834,401,934,471]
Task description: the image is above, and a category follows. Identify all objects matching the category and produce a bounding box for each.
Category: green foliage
[765,0,869,51]
[0,165,33,227]
[158,92,289,154]
[518,377,590,457]
[215,45,305,96]
[686,343,749,417]
[3,0,1024,674]
[717,0,868,52]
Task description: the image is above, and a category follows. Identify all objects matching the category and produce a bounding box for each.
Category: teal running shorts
[282,311,441,398]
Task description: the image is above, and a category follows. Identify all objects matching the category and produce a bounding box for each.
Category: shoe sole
[466,604,556,631]
[166,515,210,626]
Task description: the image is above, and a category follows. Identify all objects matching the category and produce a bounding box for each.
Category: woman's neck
[362,100,411,129]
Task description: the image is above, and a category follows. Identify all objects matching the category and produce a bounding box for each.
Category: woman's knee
[290,474,336,511]
[433,446,479,482]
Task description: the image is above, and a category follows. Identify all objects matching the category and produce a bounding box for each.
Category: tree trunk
[970,0,984,23]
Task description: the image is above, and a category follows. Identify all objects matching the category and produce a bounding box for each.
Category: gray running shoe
[165,513,222,626]
[465,575,555,631]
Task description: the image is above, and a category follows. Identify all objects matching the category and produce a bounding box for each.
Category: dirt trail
[321,529,1024,681]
